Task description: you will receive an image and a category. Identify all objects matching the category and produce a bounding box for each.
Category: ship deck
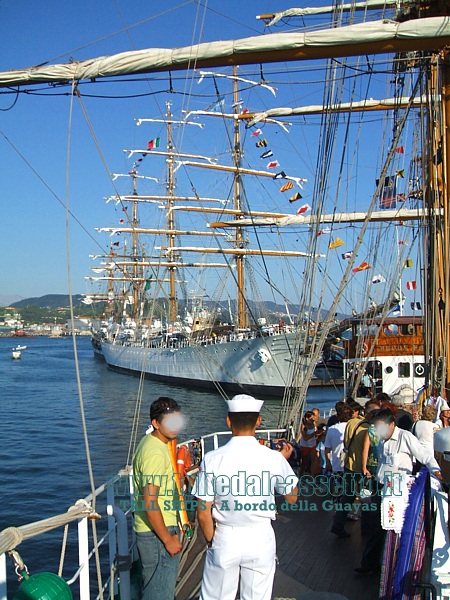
[176,497,380,600]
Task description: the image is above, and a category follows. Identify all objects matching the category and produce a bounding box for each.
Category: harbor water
[0,336,342,596]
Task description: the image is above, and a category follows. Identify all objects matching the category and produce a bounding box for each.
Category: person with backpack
[330,402,380,538]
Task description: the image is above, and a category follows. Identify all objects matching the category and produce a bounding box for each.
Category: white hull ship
[102,330,300,396]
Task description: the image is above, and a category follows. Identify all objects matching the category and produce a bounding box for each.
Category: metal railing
[0,426,293,600]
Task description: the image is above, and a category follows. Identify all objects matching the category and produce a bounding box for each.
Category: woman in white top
[412,405,439,452]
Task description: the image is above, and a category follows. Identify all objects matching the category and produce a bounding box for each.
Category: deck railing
[0,426,294,600]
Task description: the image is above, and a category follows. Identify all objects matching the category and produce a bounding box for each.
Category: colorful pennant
[147,137,160,150]
[352,262,371,273]
[296,204,311,215]
[279,181,294,193]
[289,192,302,203]
[329,238,345,249]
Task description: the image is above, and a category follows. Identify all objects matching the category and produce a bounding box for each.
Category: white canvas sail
[1,18,450,87]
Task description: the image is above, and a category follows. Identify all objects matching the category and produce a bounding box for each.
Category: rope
[1,528,23,550]
[65,80,104,599]
[58,524,69,577]
[0,501,95,555]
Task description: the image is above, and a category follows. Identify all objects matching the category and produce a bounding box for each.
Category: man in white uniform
[192,394,298,600]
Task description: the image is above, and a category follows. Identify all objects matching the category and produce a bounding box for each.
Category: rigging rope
[65,80,104,598]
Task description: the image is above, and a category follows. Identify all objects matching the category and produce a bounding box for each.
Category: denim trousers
[136,527,180,600]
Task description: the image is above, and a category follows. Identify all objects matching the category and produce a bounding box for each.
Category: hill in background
[6,294,346,325]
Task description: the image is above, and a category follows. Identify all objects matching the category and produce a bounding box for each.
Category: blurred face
[153,411,184,440]
[441,410,450,422]
[374,419,395,440]
[312,409,320,422]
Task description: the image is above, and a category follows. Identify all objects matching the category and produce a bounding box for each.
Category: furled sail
[257,0,401,26]
[1,17,450,88]
[245,96,431,126]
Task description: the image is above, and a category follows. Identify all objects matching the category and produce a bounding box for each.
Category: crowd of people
[131,391,450,599]
[294,390,449,574]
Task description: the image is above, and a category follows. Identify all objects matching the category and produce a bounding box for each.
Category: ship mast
[131,174,140,317]
[166,102,178,323]
[232,67,247,329]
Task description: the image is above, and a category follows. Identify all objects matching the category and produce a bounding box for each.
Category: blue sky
[0,1,422,314]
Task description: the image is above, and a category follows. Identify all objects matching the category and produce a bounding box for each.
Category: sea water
[0,335,342,597]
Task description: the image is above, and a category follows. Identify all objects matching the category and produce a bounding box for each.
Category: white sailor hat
[226,394,264,413]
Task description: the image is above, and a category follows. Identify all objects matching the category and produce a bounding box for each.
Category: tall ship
[2,1,450,599]
[85,92,317,396]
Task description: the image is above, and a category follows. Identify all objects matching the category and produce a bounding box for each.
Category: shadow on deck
[176,498,380,600]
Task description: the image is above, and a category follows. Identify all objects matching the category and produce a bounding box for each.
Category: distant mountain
[11,294,85,309]
[0,294,24,307]
[9,294,348,322]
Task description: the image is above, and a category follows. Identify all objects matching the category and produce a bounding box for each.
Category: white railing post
[0,552,7,600]
[107,484,118,596]
[78,517,90,600]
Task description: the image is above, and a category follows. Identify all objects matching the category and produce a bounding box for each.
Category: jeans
[136,527,180,600]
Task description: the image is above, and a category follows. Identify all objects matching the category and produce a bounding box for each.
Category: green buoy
[13,572,73,600]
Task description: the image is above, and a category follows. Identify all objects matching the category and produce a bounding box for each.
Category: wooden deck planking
[176,497,381,600]
[273,500,380,600]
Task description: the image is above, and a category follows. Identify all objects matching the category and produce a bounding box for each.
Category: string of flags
[411,302,422,311]
[250,127,308,207]
[406,280,417,290]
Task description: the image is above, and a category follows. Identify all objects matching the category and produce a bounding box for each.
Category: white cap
[226,394,264,413]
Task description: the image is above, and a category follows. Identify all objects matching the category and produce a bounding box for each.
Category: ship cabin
[343,316,426,398]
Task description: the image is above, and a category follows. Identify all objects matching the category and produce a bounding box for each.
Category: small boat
[11,349,21,360]
[15,345,27,351]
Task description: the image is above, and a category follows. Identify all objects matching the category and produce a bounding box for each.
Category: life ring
[176,444,191,479]
[362,342,368,355]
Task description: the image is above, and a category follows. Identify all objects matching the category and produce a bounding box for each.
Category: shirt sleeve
[405,431,440,472]
[192,458,215,502]
[273,453,298,495]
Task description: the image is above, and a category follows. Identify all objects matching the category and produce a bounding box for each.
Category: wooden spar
[157,247,324,258]
[96,228,227,236]
[186,97,428,125]
[171,206,286,217]
[124,149,217,162]
[86,277,187,283]
[182,110,289,126]
[2,18,450,87]
[233,66,247,329]
[175,160,296,179]
[86,262,229,272]
[208,208,444,228]
[109,196,225,204]
[242,96,430,124]
[257,0,400,22]
[164,103,178,323]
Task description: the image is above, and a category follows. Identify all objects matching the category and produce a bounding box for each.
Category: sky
[0,1,423,315]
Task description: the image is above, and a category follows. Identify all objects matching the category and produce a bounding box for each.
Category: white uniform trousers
[200,520,276,600]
